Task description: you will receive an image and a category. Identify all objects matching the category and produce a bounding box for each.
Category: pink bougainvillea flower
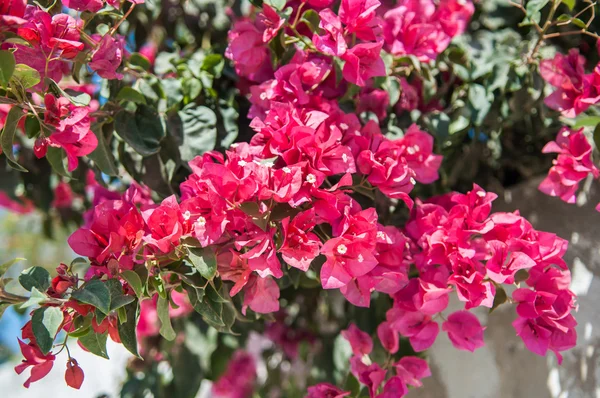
[242,275,280,315]
[442,310,485,352]
[377,321,399,354]
[342,42,386,86]
[394,356,431,387]
[279,209,321,271]
[357,89,389,120]
[313,9,348,56]
[339,0,381,41]
[350,356,387,397]
[485,240,536,284]
[341,323,373,356]
[142,195,184,254]
[383,0,473,62]
[387,308,439,351]
[306,383,351,398]
[0,0,26,26]
[260,4,285,43]
[62,0,103,12]
[539,127,599,203]
[64,359,84,390]
[15,339,56,388]
[212,350,257,398]
[512,316,553,357]
[89,34,125,79]
[540,49,600,118]
[376,376,409,398]
[320,236,378,289]
[226,19,272,82]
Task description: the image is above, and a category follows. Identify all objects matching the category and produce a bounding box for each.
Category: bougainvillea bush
[0,0,597,396]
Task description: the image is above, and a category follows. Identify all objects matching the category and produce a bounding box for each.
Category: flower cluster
[540,49,600,118]
[0,0,585,396]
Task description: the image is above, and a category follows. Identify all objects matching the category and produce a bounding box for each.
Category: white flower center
[476,191,486,198]
[282,167,291,173]
[183,211,191,220]
[410,177,416,185]
[238,160,247,167]
[357,254,364,263]
[377,231,386,239]
[337,244,348,255]
[306,174,317,184]
[197,216,206,226]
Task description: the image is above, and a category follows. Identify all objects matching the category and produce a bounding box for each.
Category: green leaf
[514,269,530,284]
[572,116,600,128]
[184,283,226,329]
[1,106,27,172]
[468,84,492,126]
[32,307,64,354]
[524,0,549,25]
[0,50,16,88]
[201,54,224,77]
[46,146,71,177]
[265,0,286,10]
[490,285,508,313]
[187,247,217,280]
[24,115,41,139]
[45,78,91,106]
[19,266,50,292]
[115,105,165,156]
[78,330,109,359]
[11,64,40,89]
[593,124,600,153]
[20,287,47,309]
[571,17,587,29]
[118,302,141,358]
[176,104,217,162]
[344,374,361,397]
[157,295,176,341]
[300,9,320,32]
[116,87,147,104]
[128,53,151,71]
[0,257,25,278]
[561,0,575,10]
[88,123,119,177]
[71,279,111,314]
[121,270,143,298]
[106,279,135,311]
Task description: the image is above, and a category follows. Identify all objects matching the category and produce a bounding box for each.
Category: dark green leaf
[46,146,70,177]
[88,123,119,177]
[121,270,143,298]
[19,266,50,292]
[1,106,27,172]
[24,115,41,139]
[78,330,109,359]
[118,302,141,358]
[157,295,176,341]
[176,104,217,161]
[0,50,16,87]
[106,279,135,311]
[32,307,63,354]
[116,87,147,104]
[300,9,320,32]
[490,285,508,313]
[129,53,151,71]
[594,124,600,152]
[71,279,111,314]
[514,269,530,284]
[115,105,165,156]
[187,247,217,280]
[524,0,549,25]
